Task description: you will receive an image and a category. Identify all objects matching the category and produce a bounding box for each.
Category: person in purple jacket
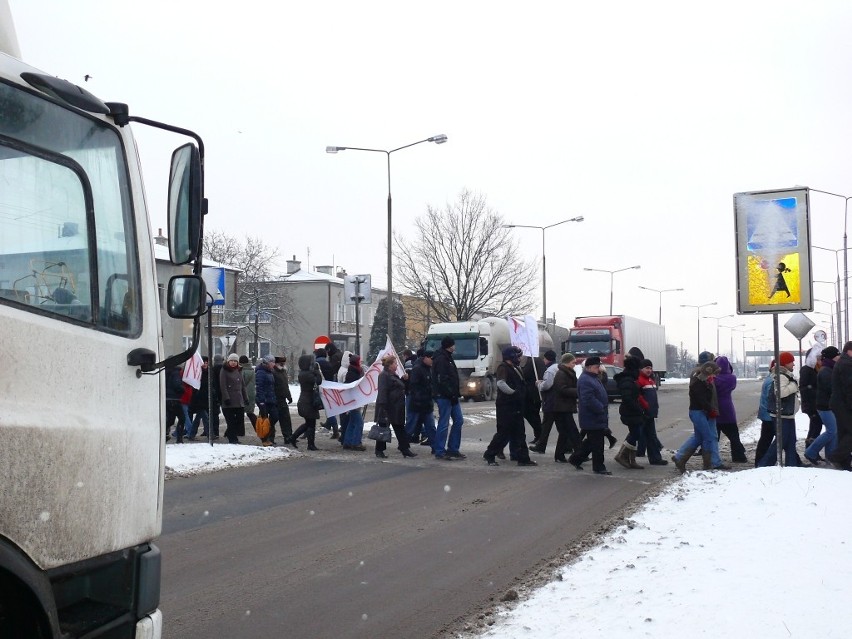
[714,355,747,463]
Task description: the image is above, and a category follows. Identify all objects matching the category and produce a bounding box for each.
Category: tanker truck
[425,317,554,401]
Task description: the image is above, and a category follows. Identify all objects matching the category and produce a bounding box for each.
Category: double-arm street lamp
[701,313,733,355]
[503,216,584,324]
[681,301,717,355]
[638,285,684,325]
[326,134,448,343]
[719,322,745,359]
[583,265,641,315]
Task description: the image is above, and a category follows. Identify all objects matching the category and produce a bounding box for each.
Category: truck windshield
[424,335,479,360]
[567,336,611,356]
[0,80,140,335]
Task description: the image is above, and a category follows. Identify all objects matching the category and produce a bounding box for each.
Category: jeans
[190,409,209,438]
[639,417,664,463]
[758,418,801,467]
[435,398,464,456]
[407,409,436,444]
[342,410,365,446]
[179,404,193,439]
[677,410,723,468]
[806,410,837,459]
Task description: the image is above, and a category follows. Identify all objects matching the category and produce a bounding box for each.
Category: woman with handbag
[289,354,323,450]
[373,355,416,459]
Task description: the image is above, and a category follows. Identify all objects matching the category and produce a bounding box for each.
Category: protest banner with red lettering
[508,315,539,357]
[181,351,204,390]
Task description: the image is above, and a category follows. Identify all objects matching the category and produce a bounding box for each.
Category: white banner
[316,336,404,418]
[181,351,204,390]
[507,315,539,357]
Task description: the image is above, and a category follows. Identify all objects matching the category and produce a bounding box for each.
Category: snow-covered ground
[164,383,851,639]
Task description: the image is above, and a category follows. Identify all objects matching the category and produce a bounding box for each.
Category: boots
[703,451,730,470]
[331,423,339,440]
[614,443,637,470]
[626,446,644,469]
[673,447,696,473]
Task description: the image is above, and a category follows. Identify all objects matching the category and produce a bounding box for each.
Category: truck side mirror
[613,340,621,354]
[167,143,202,265]
[167,275,206,318]
[480,336,488,356]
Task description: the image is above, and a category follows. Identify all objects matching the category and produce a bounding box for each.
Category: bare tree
[394,189,538,323]
[203,231,301,357]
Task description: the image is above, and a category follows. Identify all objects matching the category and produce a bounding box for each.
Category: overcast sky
[10,0,852,359]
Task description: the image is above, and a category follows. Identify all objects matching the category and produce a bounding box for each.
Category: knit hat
[641,359,653,368]
[543,349,557,362]
[698,351,715,365]
[561,352,576,365]
[502,346,519,360]
[275,356,287,363]
[441,336,455,349]
[822,346,840,359]
[227,353,239,363]
[779,351,795,366]
[262,354,275,364]
[238,355,249,364]
[585,356,602,366]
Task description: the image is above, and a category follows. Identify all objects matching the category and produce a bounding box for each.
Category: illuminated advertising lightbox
[733,188,813,314]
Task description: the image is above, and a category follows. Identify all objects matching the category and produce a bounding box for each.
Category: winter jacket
[538,362,559,412]
[799,364,818,415]
[272,366,293,406]
[220,363,248,408]
[431,347,460,399]
[615,368,643,423]
[180,382,193,406]
[408,358,434,412]
[758,372,774,422]
[255,364,277,406]
[816,358,834,411]
[375,368,406,426]
[326,344,343,379]
[210,363,223,404]
[521,357,545,408]
[495,361,526,412]
[577,369,609,431]
[337,351,352,383]
[241,365,256,412]
[636,371,659,419]
[551,364,578,414]
[688,363,720,414]
[190,368,209,411]
[768,369,799,417]
[830,352,852,414]
[713,356,737,424]
[297,354,324,419]
[315,352,334,382]
[165,367,184,401]
[345,361,363,384]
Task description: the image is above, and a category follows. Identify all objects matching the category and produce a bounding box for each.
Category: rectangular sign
[201,267,226,306]
[733,188,813,314]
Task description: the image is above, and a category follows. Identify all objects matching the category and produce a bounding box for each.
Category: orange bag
[255,415,271,440]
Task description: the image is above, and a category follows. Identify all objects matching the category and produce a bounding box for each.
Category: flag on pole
[181,351,204,390]
[507,315,540,357]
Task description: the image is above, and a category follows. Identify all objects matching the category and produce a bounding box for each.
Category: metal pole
[845,199,849,344]
[206,295,214,446]
[658,291,662,325]
[773,314,783,466]
[696,309,700,356]
[716,321,720,356]
[541,228,547,324]
[386,152,393,346]
[609,272,614,315]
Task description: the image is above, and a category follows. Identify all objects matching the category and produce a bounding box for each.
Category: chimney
[154,228,168,246]
[286,255,301,274]
[315,265,333,276]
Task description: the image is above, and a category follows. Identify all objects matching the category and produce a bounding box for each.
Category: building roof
[153,243,241,272]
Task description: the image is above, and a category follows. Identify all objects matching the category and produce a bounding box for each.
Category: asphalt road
[158,380,763,638]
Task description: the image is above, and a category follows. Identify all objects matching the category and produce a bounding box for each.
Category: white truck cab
[0,5,207,636]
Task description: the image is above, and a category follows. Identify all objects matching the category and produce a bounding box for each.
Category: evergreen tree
[367,298,407,362]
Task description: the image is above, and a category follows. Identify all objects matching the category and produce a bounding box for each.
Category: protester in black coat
[829,342,852,469]
[613,355,644,469]
[374,356,415,459]
[484,347,536,467]
[290,354,323,450]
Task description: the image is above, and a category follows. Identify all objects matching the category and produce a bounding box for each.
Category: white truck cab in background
[0,3,207,636]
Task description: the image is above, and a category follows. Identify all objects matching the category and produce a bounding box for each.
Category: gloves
[223,398,232,407]
[259,404,268,418]
[450,396,459,405]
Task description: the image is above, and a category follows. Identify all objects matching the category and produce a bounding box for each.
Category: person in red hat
[754,358,777,466]
[757,351,801,467]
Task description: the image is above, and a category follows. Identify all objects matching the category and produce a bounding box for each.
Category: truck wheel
[0,574,51,638]
[482,377,494,401]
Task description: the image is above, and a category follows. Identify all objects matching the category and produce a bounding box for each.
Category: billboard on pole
[733,187,813,314]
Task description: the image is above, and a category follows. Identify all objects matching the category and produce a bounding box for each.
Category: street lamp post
[737,329,759,376]
[681,301,717,355]
[503,216,585,324]
[701,313,734,355]
[638,285,684,324]
[806,188,852,342]
[326,134,448,344]
[583,265,641,315]
[814,297,838,345]
[719,322,745,359]
[812,246,843,344]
